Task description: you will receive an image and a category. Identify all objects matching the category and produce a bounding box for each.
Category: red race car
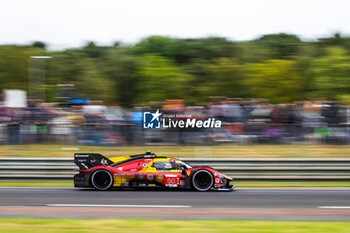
[74,151,234,191]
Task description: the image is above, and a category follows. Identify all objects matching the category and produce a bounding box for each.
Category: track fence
[1,158,350,182]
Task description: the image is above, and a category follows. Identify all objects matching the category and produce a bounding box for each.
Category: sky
[0,0,349,50]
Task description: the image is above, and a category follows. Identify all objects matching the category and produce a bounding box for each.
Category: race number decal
[165,177,179,185]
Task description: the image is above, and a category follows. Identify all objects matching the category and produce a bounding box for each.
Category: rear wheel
[192,170,214,191]
[91,170,113,190]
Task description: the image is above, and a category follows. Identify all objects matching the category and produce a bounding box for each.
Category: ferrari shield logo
[186,171,191,176]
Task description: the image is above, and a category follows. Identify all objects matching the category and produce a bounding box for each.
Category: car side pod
[74,173,89,187]
[216,184,234,192]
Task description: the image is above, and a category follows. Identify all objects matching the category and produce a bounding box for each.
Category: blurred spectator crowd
[0,99,350,146]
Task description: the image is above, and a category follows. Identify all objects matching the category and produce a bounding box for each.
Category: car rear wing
[74,153,113,170]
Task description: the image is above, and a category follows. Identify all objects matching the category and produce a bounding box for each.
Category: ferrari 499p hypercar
[74,151,234,191]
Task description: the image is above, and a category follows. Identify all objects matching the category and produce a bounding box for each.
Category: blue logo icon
[143,110,162,129]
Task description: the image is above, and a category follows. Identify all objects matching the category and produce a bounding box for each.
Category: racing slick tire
[191,170,214,191]
[90,170,114,191]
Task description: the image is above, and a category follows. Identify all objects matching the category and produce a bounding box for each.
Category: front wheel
[90,170,113,190]
[192,170,214,191]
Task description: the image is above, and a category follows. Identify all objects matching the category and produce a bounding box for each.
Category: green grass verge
[0,219,349,233]
[2,144,350,158]
[0,182,349,188]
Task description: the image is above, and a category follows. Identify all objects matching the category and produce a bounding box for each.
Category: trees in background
[308,47,350,101]
[0,33,350,106]
[245,60,305,103]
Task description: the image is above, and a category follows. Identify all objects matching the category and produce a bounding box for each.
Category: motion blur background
[1,1,350,232]
[1,0,350,149]
[2,35,350,147]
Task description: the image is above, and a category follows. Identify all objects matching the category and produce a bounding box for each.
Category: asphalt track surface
[0,187,350,221]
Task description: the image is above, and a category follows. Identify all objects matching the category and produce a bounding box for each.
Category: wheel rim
[91,170,113,190]
[192,170,213,191]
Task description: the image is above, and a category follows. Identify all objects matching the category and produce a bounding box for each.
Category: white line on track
[46,204,192,208]
[318,206,350,209]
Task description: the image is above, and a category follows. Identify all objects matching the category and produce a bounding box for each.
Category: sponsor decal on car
[156,175,164,183]
[147,174,153,181]
[186,171,191,176]
[75,154,89,157]
[101,159,109,165]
